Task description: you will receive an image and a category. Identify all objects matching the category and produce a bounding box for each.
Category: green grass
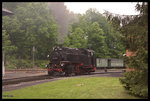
[2,77,142,99]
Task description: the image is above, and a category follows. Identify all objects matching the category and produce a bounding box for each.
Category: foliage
[2,77,142,99]
[63,8,125,58]
[63,27,87,48]
[120,71,148,98]
[35,60,49,68]
[88,22,107,57]
[5,55,32,69]
[5,55,18,69]
[5,55,49,69]
[3,3,58,60]
[120,47,148,98]
[104,2,148,98]
[2,30,17,53]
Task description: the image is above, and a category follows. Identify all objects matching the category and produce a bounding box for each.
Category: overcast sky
[64,2,140,15]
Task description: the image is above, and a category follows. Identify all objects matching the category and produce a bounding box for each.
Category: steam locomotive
[46,45,96,76]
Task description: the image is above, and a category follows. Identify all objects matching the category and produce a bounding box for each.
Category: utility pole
[2,51,5,77]
[32,46,35,73]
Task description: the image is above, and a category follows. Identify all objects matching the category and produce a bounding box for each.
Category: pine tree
[104,2,148,98]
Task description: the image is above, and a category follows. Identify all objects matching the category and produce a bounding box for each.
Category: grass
[2,77,142,99]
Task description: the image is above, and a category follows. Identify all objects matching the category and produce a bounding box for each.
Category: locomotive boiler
[46,45,96,76]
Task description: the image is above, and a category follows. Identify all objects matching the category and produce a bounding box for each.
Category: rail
[2,75,54,86]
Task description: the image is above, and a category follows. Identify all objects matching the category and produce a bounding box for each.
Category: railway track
[5,69,47,73]
[2,71,124,86]
[2,75,55,86]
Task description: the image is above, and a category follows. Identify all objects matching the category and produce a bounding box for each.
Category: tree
[2,30,17,53]
[2,3,59,69]
[2,29,17,75]
[87,22,107,57]
[63,8,125,58]
[85,8,125,58]
[63,27,87,48]
[3,2,25,12]
[104,2,148,98]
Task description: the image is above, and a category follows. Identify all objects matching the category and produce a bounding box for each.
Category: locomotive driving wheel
[87,72,92,75]
[48,71,61,76]
[48,70,54,76]
[64,64,74,76]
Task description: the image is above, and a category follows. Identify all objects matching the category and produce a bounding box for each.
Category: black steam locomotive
[46,46,96,76]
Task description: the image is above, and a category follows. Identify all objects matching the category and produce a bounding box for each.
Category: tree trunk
[18,55,21,69]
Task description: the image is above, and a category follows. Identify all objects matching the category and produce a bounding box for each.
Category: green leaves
[105,2,148,98]
[2,3,58,59]
[63,27,87,48]
[87,22,106,57]
[2,30,17,53]
[119,70,148,98]
[63,8,125,58]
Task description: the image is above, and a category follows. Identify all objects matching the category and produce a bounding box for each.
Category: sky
[64,2,140,15]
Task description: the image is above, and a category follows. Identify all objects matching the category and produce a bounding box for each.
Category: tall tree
[88,22,107,57]
[85,8,125,58]
[2,2,58,62]
[104,2,148,98]
[63,8,125,58]
[2,29,17,75]
[63,27,87,48]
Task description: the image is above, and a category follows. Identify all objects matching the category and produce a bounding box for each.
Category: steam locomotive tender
[46,46,96,76]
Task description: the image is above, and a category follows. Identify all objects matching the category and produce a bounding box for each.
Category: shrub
[35,60,49,68]
[5,55,49,69]
[119,71,148,98]
[20,59,33,68]
[5,55,18,69]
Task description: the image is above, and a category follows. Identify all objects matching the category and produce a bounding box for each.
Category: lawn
[2,77,142,99]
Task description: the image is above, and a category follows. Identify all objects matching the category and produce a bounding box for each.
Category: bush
[5,55,18,69]
[35,60,49,68]
[6,58,33,69]
[20,59,33,68]
[119,71,148,98]
[5,55,49,69]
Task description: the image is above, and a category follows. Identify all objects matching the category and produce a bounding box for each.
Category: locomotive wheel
[75,73,78,75]
[88,72,91,75]
[64,72,69,76]
[68,73,73,77]
[75,73,81,75]
[64,64,74,76]
[48,71,54,76]
[52,72,59,76]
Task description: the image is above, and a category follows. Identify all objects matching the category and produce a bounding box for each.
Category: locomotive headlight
[61,63,64,66]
